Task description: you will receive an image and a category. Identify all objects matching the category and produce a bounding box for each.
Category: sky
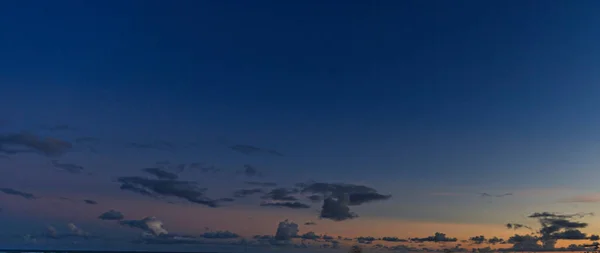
[2,0,600,252]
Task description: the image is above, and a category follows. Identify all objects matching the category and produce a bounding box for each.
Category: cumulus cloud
[230,144,284,157]
[120,217,168,236]
[0,132,72,156]
[142,168,179,180]
[46,225,59,238]
[0,188,36,199]
[260,202,310,209]
[233,188,263,198]
[411,232,457,243]
[469,235,486,244]
[245,181,277,187]
[275,220,299,240]
[507,211,595,250]
[381,237,407,242]
[98,210,124,220]
[320,195,357,221]
[116,176,219,207]
[300,182,391,219]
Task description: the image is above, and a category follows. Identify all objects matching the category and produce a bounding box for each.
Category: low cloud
[260,202,311,209]
[120,217,169,236]
[116,176,219,207]
[275,220,299,240]
[304,221,317,226]
[201,230,240,239]
[411,232,457,243]
[381,237,407,242]
[142,168,179,180]
[230,144,284,157]
[0,188,36,199]
[480,192,513,198]
[51,160,84,174]
[98,210,124,220]
[67,223,88,237]
[0,132,72,156]
[320,195,357,221]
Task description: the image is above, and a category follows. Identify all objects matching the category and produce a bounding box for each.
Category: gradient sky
[2,0,600,252]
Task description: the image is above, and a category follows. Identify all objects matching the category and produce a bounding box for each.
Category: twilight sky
[2,0,600,252]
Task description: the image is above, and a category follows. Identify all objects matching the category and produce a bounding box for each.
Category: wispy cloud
[558,193,600,203]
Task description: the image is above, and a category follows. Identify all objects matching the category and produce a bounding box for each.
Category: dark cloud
[357,236,376,244]
[590,235,600,241]
[233,188,263,198]
[217,197,235,202]
[260,202,311,209]
[488,236,505,245]
[239,164,262,177]
[469,235,486,244]
[506,223,533,230]
[116,176,219,207]
[119,217,169,236]
[51,160,84,174]
[411,232,458,243]
[381,237,407,242]
[301,231,320,240]
[98,210,124,220]
[304,221,317,226]
[142,168,179,180]
[0,132,72,156]
[83,199,97,205]
[262,188,298,201]
[528,212,593,219]
[508,234,541,251]
[230,144,284,157]
[275,220,299,240]
[201,230,240,239]
[245,181,277,187]
[0,188,36,199]
[307,195,322,202]
[348,192,392,205]
[320,195,357,221]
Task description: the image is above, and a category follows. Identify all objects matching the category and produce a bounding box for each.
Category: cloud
[142,168,179,180]
[348,192,392,205]
[307,195,322,202]
[233,188,263,198]
[506,223,533,230]
[0,188,36,199]
[260,202,311,209]
[67,223,88,237]
[43,124,75,131]
[487,236,506,245]
[83,199,97,205]
[507,211,596,250]
[508,234,541,251]
[559,194,600,203]
[230,144,284,157]
[201,230,240,239]
[320,195,357,221]
[304,221,317,226]
[411,232,457,243]
[239,164,262,177]
[381,237,407,242]
[262,188,299,201]
[469,235,486,244]
[51,160,84,174]
[245,181,277,187]
[275,220,299,240]
[0,132,72,156]
[75,137,98,144]
[98,210,125,220]
[116,176,219,207]
[356,236,376,244]
[46,225,58,239]
[120,217,169,236]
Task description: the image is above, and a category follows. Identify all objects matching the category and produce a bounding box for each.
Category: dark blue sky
[2,0,600,250]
